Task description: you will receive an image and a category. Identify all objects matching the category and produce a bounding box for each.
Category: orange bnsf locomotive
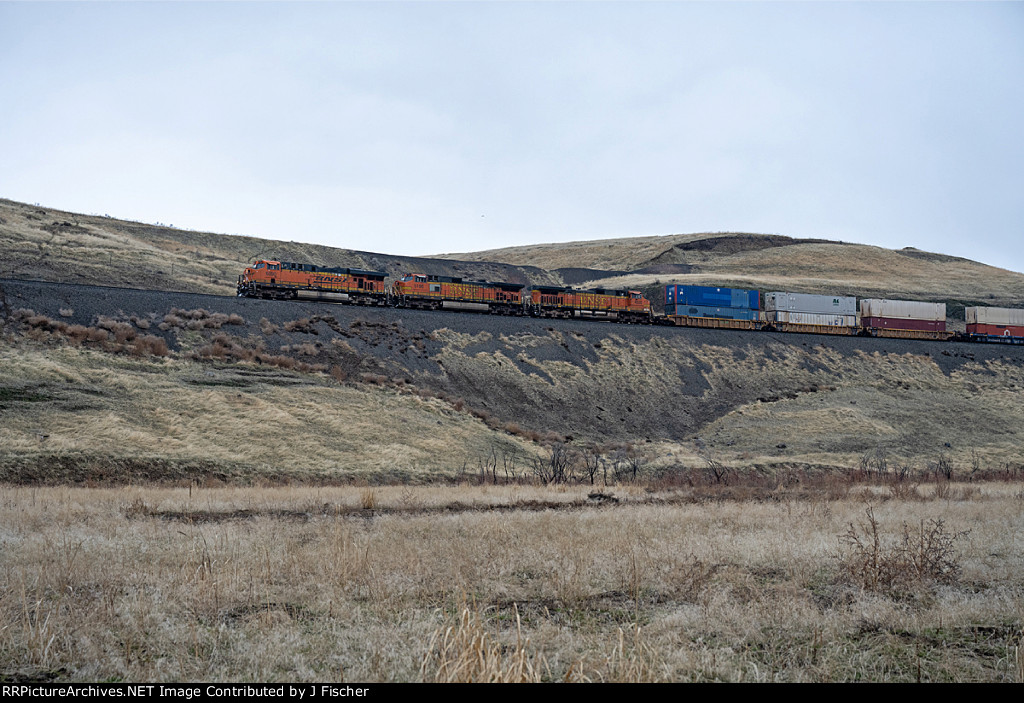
[527,285,652,323]
[237,260,388,305]
[391,274,525,314]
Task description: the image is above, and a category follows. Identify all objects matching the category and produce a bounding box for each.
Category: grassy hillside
[5,197,1024,311]
[0,198,558,295]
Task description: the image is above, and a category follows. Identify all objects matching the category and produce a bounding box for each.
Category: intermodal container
[765,311,858,327]
[859,299,945,322]
[665,285,759,310]
[764,292,857,316]
[965,306,1024,326]
[861,317,946,332]
[967,323,1024,338]
[667,304,760,321]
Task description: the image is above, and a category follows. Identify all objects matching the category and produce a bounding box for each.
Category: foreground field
[1,482,1022,682]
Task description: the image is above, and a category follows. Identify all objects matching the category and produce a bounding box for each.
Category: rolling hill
[5,198,1024,315]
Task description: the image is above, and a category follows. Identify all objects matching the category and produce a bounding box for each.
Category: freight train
[237,259,1024,345]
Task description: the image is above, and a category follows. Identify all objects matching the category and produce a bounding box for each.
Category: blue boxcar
[665,285,760,310]
[665,303,760,321]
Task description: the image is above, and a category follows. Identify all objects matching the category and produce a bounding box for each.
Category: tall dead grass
[0,483,1021,682]
[422,603,541,682]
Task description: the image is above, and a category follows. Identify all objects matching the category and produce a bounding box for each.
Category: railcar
[237,260,388,304]
[664,284,762,331]
[964,306,1024,344]
[761,291,859,336]
[391,273,525,314]
[859,299,952,341]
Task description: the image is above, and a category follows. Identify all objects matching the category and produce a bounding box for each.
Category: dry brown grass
[0,482,1021,682]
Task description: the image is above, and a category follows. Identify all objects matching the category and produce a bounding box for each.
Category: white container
[965,306,1024,326]
[764,292,857,315]
[766,311,858,327]
[860,299,945,322]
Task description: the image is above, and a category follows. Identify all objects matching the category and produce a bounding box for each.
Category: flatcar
[964,306,1024,344]
[664,284,761,331]
[238,260,388,304]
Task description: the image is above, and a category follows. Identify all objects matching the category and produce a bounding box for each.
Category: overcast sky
[2,2,1022,272]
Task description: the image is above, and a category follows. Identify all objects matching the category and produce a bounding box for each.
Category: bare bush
[838,506,968,592]
[533,441,577,484]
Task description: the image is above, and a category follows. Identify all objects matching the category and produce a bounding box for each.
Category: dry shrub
[111,323,137,344]
[129,315,150,330]
[330,365,348,383]
[86,327,110,343]
[295,361,327,374]
[205,313,230,328]
[24,314,66,332]
[130,335,169,357]
[421,605,541,683]
[284,318,317,334]
[161,313,184,328]
[64,325,91,344]
[58,308,73,318]
[162,308,242,330]
[838,506,968,593]
[259,318,278,335]
[888,480,923,501]
[260,354,296,370]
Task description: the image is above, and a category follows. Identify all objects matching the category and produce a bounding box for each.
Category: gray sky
[2,2,1022,272]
